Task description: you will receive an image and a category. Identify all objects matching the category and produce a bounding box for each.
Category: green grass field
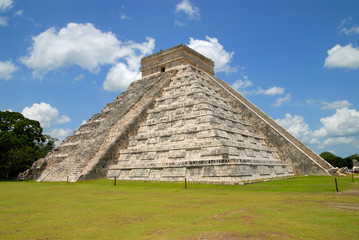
[1,176,358,240]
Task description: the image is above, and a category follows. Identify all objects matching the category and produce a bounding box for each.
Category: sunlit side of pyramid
[20,45,334,183]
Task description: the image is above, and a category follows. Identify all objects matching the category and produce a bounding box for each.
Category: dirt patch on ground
[182,231,293,240]
[327,201,359,211]
[181,232,242,240]
[208,208,257,223]
[341,188,359,196]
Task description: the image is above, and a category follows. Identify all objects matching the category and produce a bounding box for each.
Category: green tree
[0,111,56,180]
[343,154,358,169]
[320,152,355,169]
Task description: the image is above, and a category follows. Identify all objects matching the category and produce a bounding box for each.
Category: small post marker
[67,176,69,183]
[335,177,339,193]
[185,177,187,189]
[352,172,354,183]
[114,177,116,186]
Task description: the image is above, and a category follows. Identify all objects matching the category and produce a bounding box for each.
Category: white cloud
[276,113,319,145]
[277,107,359,150]
[272,93,291,107]
[0,1,23,27]
[318,137,357,149]
[22,102,70,128]
[256,86,284,96]
[338,17,359,35]
[175,0,199,20]
[21,23,122,78]
[0,60,18,80]
[174,20,186,27]
[13,10,23,17]
[188,36,236,73]
[340,26,359,35]
[324,44,359,69]
[0,16,8,26]
[0,0,12,12]
[103,37,155,91]
[120,14,130,20]
[313,107,359,138]
[103,62,141,91]
[74,74,85,81]
[50,128,72,145]
[21,22,155,90]
[232,78,253,91]
[321,100,352,110]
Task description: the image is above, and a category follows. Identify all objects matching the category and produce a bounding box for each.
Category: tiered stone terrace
[19,44,333,183]
[108,66,294,182]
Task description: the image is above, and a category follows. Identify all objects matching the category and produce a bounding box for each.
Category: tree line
[0,111,56,180]
[320,152,358,169]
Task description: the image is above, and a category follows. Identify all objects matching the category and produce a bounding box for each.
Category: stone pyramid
[20,45,334,183]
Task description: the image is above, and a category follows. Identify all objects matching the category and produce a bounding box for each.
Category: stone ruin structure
[19,45,334,183]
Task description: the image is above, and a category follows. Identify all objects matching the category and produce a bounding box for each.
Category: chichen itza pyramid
[19,44,334,183]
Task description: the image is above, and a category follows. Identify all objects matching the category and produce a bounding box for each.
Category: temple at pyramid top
[19,44,336,183]
[141,44,215,77]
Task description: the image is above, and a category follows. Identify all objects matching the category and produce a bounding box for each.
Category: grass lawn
[0,175,358,240]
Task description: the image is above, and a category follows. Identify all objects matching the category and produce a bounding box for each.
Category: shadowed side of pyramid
[19,44,334,183]
[19,70,175,182]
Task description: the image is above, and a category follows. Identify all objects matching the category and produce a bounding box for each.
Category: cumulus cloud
[318,137,357,149]
[321,100,352,110]
[232,78,252,91]
[338,17,359,35]
[313,107,359,138]
[0,16,7,26]
[175,0,200,20]
[277,107,359,150]
[0,0,23,27]
[22,102,70,128]
[276,113,319,145]
[120,14,130,20]
[13,9,22,17]
[50,128,72,144]
[103,37,155,91]
[103,62,141,91]
[74,74,85,82]
[256,86,284,96]
[188,36,236,73]
[231,77,288,100]
[0,0,13,12]
[272,94,291,107]
[21,22,155,91]
[175,0,199,26]
[0,60,18,80]
[341,26,359,35]
[324,44,359,69]
[21,23,122,78]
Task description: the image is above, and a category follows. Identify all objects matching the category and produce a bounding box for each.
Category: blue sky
[1,0,358,157]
